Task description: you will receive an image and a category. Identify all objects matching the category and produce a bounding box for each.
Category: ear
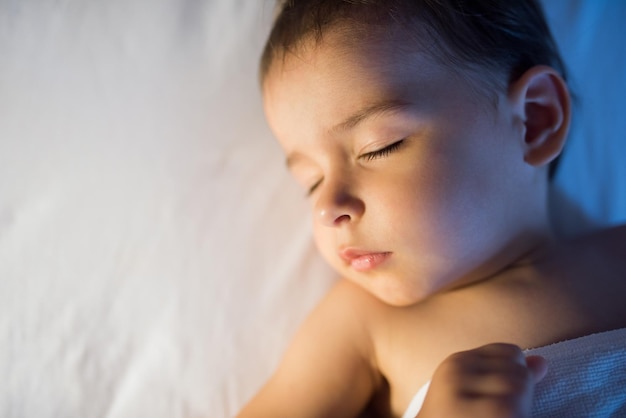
[508,65,571,167]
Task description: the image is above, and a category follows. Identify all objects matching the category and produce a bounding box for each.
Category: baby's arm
[237,281,379,418]
[416,343,547,418]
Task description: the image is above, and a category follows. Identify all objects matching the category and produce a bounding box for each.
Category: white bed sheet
[0,1,624,417]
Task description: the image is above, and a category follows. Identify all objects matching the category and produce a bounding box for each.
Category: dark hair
[261,0,569,179]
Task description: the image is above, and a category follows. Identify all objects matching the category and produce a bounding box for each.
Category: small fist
[418,343,547,418]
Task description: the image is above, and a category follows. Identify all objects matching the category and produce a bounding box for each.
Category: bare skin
[367,226,626,415]
[238,27,626,418]
[239,228,626,417]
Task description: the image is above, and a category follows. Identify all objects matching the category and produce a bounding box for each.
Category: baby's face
[263,30,537,306]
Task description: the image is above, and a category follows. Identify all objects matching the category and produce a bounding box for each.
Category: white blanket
[527,328,626,417]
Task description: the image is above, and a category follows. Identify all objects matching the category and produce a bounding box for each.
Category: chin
[334,259,441,307]
[363,278,431,307]
[375,291,425,307]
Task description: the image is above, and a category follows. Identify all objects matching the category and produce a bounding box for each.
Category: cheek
[311,223,339,266]
[379,150,493,251]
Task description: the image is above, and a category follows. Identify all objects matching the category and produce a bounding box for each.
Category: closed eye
[307,178,323,197]
[361,140,405,161]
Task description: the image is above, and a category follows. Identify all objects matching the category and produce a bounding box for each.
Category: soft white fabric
[402,382,430,418]
[0,1,625,418]
[527,328,626,417]
[402,328,626,418]
[1,2,334,417]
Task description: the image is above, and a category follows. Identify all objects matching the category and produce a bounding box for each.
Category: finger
[525,355,548,383]
[460,361,530,396]
[472,343,526,365]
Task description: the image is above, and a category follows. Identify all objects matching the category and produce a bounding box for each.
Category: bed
[1,1,624,417]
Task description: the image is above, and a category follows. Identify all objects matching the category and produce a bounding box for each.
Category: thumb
[525,355,548,383]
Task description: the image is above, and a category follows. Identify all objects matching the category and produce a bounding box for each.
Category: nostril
[318,207,351,226]
[316,187,364,227]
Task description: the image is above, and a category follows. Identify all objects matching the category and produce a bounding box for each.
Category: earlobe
[508,65,571,167]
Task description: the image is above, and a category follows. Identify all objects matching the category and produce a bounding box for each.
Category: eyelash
[306,139,405,196]
[307,179,322,196]
[361,139,405,161]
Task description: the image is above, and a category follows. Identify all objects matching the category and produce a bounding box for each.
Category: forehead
[267,26,437,86]
[262,30,458,141]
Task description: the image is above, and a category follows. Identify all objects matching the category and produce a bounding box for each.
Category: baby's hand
[417,343,547,418]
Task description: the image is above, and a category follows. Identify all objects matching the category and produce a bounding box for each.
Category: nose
[315,179,364,227]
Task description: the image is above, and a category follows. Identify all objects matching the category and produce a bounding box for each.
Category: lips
[339,248,391,272]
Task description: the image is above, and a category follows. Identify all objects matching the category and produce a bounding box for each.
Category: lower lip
[349,252,390,272]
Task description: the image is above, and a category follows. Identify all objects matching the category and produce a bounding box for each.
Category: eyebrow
[332,98,412,132]
[285,98,412,169]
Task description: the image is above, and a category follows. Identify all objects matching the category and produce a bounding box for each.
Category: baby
[239,0,626,417]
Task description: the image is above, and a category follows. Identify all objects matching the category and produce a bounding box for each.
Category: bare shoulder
[555,224,626,332]
[569,224,626,267]
[312,279,396,364]
[237,279,388,418]
[590,223,626,255]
